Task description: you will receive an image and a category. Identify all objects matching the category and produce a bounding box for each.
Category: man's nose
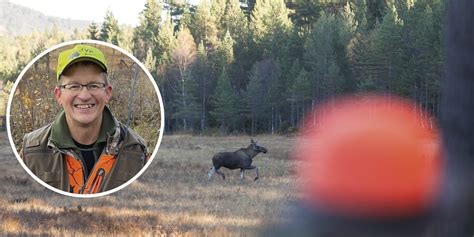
[76,86,93,99]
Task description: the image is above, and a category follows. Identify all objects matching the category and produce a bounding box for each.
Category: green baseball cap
[56,44,108,80]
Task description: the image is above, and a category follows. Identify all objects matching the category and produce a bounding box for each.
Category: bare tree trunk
[179,67,187,131]
[290,97,295,128]
[251,114,255,136]
[201,75,206,135]
[271,106,275,135]
[425,76,429,125]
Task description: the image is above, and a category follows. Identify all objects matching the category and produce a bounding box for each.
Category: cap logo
[78,47,95,55]
[68,51,80,61]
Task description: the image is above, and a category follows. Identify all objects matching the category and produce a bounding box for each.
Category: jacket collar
[50,106,116,149]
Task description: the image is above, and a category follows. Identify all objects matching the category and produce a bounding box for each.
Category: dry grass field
[0,132,298,236]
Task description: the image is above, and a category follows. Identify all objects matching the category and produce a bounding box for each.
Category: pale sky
[9,0,199,26]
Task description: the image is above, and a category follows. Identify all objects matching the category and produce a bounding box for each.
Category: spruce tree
[190,0,218,50]
[87,22,99,40]
[132,0,162,61]
[210,67,239,134]
[191,42,213,134]
[99,9,121,45]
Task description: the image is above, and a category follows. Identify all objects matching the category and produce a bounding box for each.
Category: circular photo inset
[7,40,164,198]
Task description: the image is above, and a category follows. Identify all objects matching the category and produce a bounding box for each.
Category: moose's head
[251,139,268,154]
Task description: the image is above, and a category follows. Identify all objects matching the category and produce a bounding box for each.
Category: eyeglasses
[58,83,107,92]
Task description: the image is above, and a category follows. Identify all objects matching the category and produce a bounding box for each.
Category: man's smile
[74,103,96,109]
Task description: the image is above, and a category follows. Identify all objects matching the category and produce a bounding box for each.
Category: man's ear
[54,86,62,106]
[105,84,113,103]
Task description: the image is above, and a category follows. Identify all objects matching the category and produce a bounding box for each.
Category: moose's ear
[251,138,255,143]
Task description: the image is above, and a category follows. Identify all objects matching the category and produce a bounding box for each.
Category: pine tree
[191,42,213,134]
[373,5,406,97]
[87,22,99,40]
[348,29,378,93]
[366,0,387,29]
[245,57,280,134]
[336,2,357,92]
[354,0,369,33]
[190,0,218,50]
[244,64,264,135]
[210,67,239,134]
[171,26,197,131]
[404,1,442,118]
[251,0,292,55]
[286,0,321,34]
[156,13,175,79]
[224,0,247,41]
[99,9,121,45]
[211,0,226,37]
[132,0,163,61]
[226,0,252,96]
[118,25,134,53]
[215,30,235,72]
[291,67,312,128]
[304,11,343,106]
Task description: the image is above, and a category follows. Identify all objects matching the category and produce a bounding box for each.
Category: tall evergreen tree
[171,26,197,131]
[224,0,248,42]
[251,0,292,55]
[304,11,343,106]
[191,42,213,134]
[290,67,312,128]
[87,22,99,40]
[245,57,280,134]
[404,1,442,118]
[99,9,121,45]
[373,5,406,97]
[354,0,369,33]
[210,67,239,134]
[211,0,227,36]
[215,30,235,72]
[286,0,321,34]
[336,2,357,92]
[226,0,252,95]
[190,0,219,50]
[366,0,387,29]
[156,13,175,80]
[132,0,163,61]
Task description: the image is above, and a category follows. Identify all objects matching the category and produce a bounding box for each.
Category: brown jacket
[21,108,147,194]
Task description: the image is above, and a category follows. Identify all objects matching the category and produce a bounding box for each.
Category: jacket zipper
[88,168,105,194]
[70,150,89,194]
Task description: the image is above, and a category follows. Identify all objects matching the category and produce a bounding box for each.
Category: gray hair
[58,60,109,85]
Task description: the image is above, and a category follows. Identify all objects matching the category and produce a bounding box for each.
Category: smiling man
[21,44,147,195]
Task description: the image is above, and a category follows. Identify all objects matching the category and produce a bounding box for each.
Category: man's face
[54,63,112,128]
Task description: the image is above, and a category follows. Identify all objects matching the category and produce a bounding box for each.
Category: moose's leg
[208,167,216,180]
[240,169,245,180]
[254,166,259,181]
[245,166,259,181]
[215,169,226,180]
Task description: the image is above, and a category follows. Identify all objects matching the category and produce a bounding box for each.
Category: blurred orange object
[297,95,442,218]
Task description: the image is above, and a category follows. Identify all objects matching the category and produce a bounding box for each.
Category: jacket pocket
[37,171,62,188]
[104,156,144,191]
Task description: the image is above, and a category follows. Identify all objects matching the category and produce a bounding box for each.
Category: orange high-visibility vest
[65,153,116,194]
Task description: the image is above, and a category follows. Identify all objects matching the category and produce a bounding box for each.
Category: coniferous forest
[0,0,446,135]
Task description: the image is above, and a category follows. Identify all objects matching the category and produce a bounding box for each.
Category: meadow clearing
[0,133,298,236]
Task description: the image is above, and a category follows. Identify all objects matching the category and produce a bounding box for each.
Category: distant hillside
[0,0,92,36]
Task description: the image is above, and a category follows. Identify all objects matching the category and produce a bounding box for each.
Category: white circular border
[6,40,165,198]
